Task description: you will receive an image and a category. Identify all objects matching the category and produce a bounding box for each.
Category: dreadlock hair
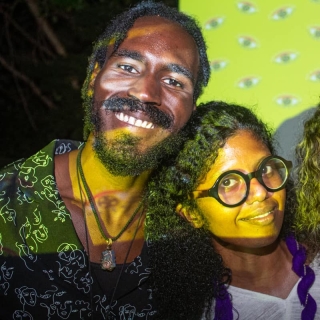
[145,100,296,319]
[81,0,210,140]
[295,104,320,255]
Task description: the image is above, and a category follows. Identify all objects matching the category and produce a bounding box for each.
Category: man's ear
[176,203,203,228]
[88,62,101,96]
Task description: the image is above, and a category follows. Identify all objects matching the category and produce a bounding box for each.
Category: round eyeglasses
[190,155,292,208]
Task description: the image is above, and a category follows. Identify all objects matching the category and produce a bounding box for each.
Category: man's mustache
[97,97,174,130]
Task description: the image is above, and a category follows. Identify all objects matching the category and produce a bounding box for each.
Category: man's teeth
[115,112,154,129]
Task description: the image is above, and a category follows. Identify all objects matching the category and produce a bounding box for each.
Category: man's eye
[163,78,183,87]
[118,64,138,74]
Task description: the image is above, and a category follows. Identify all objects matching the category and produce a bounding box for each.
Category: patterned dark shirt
[0,140,156,320]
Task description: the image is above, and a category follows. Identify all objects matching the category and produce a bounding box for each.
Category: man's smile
[99,97,174,130]
[115,112,155,129]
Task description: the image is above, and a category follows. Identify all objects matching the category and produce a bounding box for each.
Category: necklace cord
[105,203,145,317]
[77,145,144,243]
[76,143,94,320]
[76,144,146,317]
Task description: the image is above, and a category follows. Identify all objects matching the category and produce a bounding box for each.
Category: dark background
[0,0,178,167]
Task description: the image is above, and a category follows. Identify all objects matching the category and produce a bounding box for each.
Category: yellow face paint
[195,131,286,249]
[86,63,101,97]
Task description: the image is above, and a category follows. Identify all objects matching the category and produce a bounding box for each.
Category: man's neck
[76,137,150,190]
[69,138,150,217]
[59,138,151,263]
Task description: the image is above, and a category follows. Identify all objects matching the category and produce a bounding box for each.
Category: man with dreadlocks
[0,1,210,318]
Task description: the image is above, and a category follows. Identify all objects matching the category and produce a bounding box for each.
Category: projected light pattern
[180,0,320,131]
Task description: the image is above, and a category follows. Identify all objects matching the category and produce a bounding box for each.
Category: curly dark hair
[81,0,210,140]
[295,104,320,254]
[145,100,296,319]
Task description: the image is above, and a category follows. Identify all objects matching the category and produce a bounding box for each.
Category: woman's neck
[213,238,299,298]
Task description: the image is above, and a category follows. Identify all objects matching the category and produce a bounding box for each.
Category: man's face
[90,16,200,175]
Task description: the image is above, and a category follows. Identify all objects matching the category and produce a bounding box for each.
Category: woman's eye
[221,178,238,188]
[262,165,273,176]
[164,78,183,88]
[118,64,138,74]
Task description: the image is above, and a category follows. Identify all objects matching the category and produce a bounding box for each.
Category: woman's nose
[245,178,269,204]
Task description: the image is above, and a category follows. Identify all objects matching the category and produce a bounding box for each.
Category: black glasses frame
[193,155,292,208]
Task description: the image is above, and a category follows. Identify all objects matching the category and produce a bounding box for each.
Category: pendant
[101,239,116,271]
[101,249,116,271]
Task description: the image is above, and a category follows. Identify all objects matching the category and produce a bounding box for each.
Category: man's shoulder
[53,139,83,155]
[0,139,82,192]
[0,139,82,170]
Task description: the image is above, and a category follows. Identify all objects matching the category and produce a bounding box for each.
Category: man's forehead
[106,16,185,50]
[126,16,186,40]
[105,15,197,63]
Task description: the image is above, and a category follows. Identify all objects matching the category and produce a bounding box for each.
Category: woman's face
[195,130,286,250]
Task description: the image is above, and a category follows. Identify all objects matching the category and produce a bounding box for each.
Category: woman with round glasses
[145,101,320,319]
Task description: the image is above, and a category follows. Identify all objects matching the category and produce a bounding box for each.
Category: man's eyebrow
[112,49,194,82]
[112,49,144,62]
[167,64,194,82]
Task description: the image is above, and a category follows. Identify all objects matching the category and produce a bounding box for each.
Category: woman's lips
[240,208,276,225]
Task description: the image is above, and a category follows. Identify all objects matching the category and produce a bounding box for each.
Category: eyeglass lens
[217,158,288,206]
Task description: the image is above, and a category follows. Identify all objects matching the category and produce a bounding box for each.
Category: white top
[205,255,320,320]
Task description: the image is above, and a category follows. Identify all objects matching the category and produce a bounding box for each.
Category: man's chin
[93,132,184,176]
[97,151,156,177]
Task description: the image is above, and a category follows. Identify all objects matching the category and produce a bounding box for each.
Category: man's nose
[127,74,161,105]
[245,178,269,204]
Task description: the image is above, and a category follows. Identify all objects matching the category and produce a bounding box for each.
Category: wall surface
[180,0,320,163]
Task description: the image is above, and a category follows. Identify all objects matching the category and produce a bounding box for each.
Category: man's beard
[90,97,186,176]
